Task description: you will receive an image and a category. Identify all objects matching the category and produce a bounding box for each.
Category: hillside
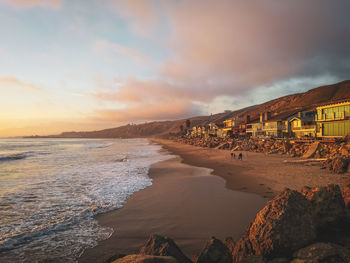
[55,80,350,138]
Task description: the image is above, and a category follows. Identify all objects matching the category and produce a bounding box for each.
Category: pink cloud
[5,0,62,8]
[0,75,44,91]
[92,100,198,122]
[94,0,350,122]
[92,77,202,122]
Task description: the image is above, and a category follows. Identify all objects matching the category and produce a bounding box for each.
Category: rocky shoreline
[175,136,350,174]
[102,181,350,263]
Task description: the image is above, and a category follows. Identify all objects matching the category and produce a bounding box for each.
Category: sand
[153,139,348,196]
[79,139,348,263]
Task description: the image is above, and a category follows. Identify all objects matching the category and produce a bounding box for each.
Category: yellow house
[316,101,350,138]
[222,117,244,137]
[191,126,197,136]
[208,123,223,137]
[246,122,263,137]
[289,111,316,138]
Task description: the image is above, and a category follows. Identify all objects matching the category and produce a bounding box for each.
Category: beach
[79,139,348,262]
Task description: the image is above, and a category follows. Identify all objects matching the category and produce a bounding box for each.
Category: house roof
[289,114,315,122]
[264,110,299,122]
[316,100,350,109]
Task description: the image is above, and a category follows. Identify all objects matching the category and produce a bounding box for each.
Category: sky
[0,0,350,137]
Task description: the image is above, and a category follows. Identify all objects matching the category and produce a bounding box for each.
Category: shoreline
[78,140,268,262]
[79,138,348,262]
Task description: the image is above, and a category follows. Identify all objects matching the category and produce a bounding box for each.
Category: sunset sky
[1,0,350,137]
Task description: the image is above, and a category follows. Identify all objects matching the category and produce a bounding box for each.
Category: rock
[267,258,289,263]
[321,159,332,170]
[197,237,232,263]
[342,180,350,209]
[291,242,350,263]
[103,253,126,263]
[340,147,349,156]
[240,255,265,263]
[301,184,345,228]
[247,189,316,257]
[231,235,254,263]
[224,237,236,255]
[139,235,192,263]
[331,157,349,174]
[112,254,179,263]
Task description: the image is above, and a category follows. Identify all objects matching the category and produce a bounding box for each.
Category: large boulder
[247,189,316,257]
[342,180,350,209]
[197,237,232,263]
[112,254,179,263]
[231,235,254,263]
[301,184,345,228]
[139,235,192,263]
[291,242,350,263]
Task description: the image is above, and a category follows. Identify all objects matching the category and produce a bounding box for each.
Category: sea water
[0,138,171,262]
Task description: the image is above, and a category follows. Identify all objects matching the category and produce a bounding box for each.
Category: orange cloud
[95,40,151,64]
[0,75,44,91]
[92,100,199,122]
[92,78,202,122]
[5,0,62,8]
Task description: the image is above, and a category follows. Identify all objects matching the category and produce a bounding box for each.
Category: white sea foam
[0,138,172,262]
[85,142,114,149]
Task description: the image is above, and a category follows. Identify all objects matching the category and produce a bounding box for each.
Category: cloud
[92,101,200,122]
[163,0,350,91]
[92,78,202,122]
[0,75,44,91]
[5,0,62,9]
[109,0,162,36]
[95,0,350,122]
[95,39,152,63]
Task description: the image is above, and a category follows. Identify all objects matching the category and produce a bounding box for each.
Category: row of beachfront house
[189,101,350,139]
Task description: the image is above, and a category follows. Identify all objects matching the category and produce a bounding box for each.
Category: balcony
[292,125,316,131]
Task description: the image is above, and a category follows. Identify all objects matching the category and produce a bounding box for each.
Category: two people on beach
[231,151,243,160]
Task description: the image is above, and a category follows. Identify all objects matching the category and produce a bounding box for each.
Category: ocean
[0,138,171,262]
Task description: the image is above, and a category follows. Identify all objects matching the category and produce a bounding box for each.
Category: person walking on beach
[238,153,243,160]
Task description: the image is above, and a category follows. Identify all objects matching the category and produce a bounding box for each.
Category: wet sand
[79,155,267,262]
[79,139,348,262]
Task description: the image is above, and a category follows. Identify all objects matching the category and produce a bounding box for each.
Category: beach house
[222,116,245,137]
[246,121,264,138]
[289,111,317,138]
[315,101,350,138]
[222,118,234,137]
[260,111,297,138]
[208,122,223,137]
